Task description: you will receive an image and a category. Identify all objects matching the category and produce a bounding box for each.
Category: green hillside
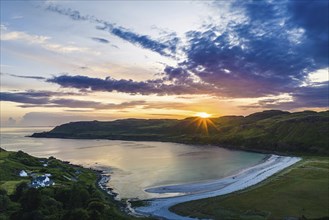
[31,110,329,155]
[0,148,150,220]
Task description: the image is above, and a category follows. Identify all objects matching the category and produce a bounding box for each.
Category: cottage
[19,170,28,177]
[31,175,54,188]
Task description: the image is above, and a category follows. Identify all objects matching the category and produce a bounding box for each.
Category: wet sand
[135,155,301,220]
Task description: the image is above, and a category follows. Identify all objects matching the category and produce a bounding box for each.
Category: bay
[0,127,265,199]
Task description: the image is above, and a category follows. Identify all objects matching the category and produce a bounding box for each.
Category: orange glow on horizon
[195,112,212,118]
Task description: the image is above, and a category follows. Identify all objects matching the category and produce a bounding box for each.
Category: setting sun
[195,112,212,118]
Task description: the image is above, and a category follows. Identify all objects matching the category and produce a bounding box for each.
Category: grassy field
[171,157,329,220]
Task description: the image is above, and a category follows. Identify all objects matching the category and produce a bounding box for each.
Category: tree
[62,209,89,220]
[87,200,105,213]
[20,188,42,211]
[11,182,28,202]
[0,189,10,212]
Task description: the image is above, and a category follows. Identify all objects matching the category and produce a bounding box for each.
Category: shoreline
[28,134,314,157]
[134,154,301,220]
[144,154,271,196]
[96,170,145,217]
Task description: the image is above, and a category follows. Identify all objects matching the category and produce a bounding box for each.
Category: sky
[0,0,328,126]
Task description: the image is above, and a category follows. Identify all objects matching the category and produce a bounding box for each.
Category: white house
[31,175,54,188]
[19,170,28,177]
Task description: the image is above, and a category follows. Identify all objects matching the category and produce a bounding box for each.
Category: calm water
[0,127,265,199]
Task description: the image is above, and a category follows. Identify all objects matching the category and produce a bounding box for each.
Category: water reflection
[1,127,265,199]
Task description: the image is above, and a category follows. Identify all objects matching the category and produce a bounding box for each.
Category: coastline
[134,155,301,220]
[96,170,146,217]
[0,148,138,220]
[28,134,304,157]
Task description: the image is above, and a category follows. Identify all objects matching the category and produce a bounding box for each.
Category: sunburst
[187,112,218,135]
[195,112,212,118]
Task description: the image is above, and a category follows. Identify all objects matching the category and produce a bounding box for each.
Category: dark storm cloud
[45,4,178,56]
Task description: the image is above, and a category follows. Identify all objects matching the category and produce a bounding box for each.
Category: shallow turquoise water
[0,127,265,199]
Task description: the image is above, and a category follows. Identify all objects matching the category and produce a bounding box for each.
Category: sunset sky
[1,0,328,126]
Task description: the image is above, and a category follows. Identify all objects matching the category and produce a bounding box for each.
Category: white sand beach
[135,155,301,220]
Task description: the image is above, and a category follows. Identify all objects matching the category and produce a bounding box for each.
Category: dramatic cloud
[2,1,327,113]
[45,4,179,56]
[51,99,145,109]
[287,0,328,64]
[46,74,210,96]
[291,84,329,108]
[0,89,192,111]
[158,0,328,104]
[242,82,329,110]
[43,1,328,103]
[19,99,146,110]
[0,90,77,106]
[0,90,146,110]
[1,90,81,98]
[159,0,328,98]
[1,92,50,104]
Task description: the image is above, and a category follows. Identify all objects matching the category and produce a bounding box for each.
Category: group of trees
[0,181,128,220]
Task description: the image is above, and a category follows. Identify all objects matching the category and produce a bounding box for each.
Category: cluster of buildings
[19,170,54,188]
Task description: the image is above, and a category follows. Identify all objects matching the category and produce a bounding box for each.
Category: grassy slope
[31,110,329,155]
[0,149,151,220]
[0,149,96,194]
[171,157,329,220]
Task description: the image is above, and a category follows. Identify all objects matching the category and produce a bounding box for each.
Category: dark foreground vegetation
[0,148,148,220]
[32,110,329,155]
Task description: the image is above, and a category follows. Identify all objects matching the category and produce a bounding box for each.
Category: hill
[0,148,150,220]
[31,110,329,155]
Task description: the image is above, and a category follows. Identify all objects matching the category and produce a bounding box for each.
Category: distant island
[31,110,329,155]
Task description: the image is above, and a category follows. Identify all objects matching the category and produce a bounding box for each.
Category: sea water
[0,127,265,199]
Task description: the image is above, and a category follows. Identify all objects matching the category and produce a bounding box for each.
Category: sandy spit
[135,155,301,220]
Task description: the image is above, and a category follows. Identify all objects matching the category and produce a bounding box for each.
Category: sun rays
[185,112,218,135]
